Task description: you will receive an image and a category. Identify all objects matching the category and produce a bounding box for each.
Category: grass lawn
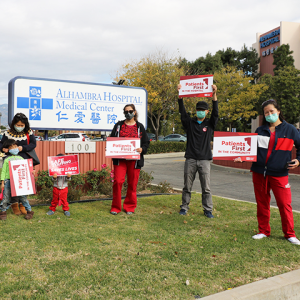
[1,194,300,299]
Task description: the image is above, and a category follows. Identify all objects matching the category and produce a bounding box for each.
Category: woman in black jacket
[110,104,149,215]
[0,113,36,215]
[236,99,300,245]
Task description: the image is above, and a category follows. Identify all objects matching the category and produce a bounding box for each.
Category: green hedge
[147,141,186,154]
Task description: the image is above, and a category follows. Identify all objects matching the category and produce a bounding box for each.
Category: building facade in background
[251,21,300,131]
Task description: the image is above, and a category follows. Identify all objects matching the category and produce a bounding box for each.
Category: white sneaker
[252,233,267,240]
[287,237,300,245]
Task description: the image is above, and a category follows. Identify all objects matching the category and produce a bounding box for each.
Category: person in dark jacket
[110,104,149,215]
[0,113,36,215]
[235,99,300,245]
[177,84,218,217]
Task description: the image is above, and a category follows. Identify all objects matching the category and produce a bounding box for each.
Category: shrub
[147,141,186,154]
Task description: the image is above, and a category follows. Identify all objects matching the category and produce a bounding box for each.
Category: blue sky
[0,0,299,104]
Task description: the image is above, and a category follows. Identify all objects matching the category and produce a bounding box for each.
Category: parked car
[162,134,187,142]
[48,136,58,141]
[35,136,43,141]
[147,133,156,141]
[55,133,90,141]
[92,137,104,141]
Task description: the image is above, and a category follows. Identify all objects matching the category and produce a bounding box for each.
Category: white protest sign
[9,159,36,197]
[179,75,213,97]
[105,137,140,160]
[213,132,258,162]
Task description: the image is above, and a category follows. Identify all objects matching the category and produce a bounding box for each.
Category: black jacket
[251,121,300,177]
[110,120,150,169]
[178,99,218,160]
[0,129,36,160]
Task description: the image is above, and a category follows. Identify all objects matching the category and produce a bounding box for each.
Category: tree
[258,66,300,124]
[114,52,185,139]
[187,52,223,75]
[273,44,295,73]
[214,66,267,130]
[238,44,260,81]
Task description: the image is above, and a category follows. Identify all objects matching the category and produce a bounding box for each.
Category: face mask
[125,112,134,120]
[14,125,25,132]
[9,148,19,155]
[197,111,206,119]
[265,113,279,123]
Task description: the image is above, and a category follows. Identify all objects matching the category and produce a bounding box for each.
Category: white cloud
[0,0,299,103]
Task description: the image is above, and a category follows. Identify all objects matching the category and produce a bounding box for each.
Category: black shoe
[204,210,214,218]
[179,209,187,215]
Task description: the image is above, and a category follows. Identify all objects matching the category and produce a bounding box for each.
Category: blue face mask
[265,113,279,123]
[9,148,19,155]
[197,111,206,119]
[14,125,25,132]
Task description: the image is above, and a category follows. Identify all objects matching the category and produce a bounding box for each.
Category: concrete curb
[201,269,300,300]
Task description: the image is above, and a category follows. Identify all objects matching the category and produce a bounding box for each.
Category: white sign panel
[9,159,35,196]
[8,77,148,131]
[65,142,96,153]
[179,75,213,97]
[105,137,140,160]
[213,132,258,162]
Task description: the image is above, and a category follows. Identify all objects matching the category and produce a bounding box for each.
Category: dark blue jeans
[0,180,31,212]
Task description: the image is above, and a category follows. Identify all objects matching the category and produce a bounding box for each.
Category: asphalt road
[143,153,300,211]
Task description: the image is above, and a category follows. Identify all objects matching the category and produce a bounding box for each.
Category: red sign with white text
[106,137,140,160]
[213,132,258,162]
[9,158,36,197]
[179,75,213,97]
[48,154,80,176]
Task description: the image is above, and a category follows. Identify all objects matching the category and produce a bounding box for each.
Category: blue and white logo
[17,87,53,121]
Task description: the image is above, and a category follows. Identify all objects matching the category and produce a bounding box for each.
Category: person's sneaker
[252,233,267,240]
[0,211,7,220]
[179,209,187,215]
[24,211,34,220]
[126,212,133,215]
[287,237,300,245]
[110,211,118,215]
[204,210,214,218]
[46,210,55,216]
[64,211,71,217]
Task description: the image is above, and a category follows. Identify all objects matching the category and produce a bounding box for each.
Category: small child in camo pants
[46,154,71,217]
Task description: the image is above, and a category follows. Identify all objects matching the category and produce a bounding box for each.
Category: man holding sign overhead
[177,76,218,218]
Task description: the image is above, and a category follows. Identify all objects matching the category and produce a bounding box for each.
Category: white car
[55,133,90,141]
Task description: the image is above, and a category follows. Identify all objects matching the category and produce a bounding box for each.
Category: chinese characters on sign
[9,77,148,131]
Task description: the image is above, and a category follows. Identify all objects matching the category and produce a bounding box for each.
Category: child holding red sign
[46,154,71,217]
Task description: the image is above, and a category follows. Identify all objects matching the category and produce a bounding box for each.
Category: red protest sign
[48,154,80,176]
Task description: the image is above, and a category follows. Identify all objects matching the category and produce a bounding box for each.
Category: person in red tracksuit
[235,99,300,245]
[47,154,71,217]
[110,104,149,215]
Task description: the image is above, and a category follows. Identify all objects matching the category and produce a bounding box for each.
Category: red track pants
[49,187,69,212]
[111,160,140,213]
[252,172,295,238]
